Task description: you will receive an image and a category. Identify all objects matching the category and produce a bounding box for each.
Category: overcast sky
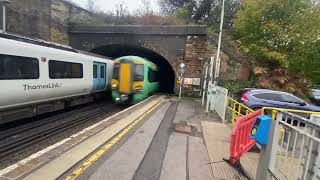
[70,0,160,13]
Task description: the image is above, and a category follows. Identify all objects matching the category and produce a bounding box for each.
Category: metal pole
[202,64,208,106]
[213,0,225,86]
[179,72,183,100]
[206,57,214,112]
[2,4,5,31]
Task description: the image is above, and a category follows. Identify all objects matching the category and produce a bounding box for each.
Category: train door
[93,62,106,91]
[119,63,132,94]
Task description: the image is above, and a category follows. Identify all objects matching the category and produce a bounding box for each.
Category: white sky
[70,0,160,13]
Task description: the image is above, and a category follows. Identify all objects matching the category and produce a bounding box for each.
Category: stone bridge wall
[3,0,97,44]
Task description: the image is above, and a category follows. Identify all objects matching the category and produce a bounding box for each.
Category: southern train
[0,33,113,123]
[111,56,159,104]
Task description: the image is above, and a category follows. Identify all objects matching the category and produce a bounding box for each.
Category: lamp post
[1,0,10,32]
[213,0,225,86]
[206,0,225,112]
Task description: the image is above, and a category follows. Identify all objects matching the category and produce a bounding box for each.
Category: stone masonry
[4,0,97,44]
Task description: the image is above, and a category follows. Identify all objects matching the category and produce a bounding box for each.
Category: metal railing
[226,97,254,125]
[262,107,320,120]
[256,111,320,180]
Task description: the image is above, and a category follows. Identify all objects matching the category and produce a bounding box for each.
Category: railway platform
[0,96,259,180]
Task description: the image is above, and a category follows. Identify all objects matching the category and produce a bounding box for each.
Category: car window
[252,93,282,101]
[281,94,304,104]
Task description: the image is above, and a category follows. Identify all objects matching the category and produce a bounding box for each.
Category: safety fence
[256,111,320,180]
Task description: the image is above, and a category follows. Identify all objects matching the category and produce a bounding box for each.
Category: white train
[0,33,113,123]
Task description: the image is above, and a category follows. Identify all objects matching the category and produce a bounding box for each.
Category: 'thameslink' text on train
[23,83,62,91]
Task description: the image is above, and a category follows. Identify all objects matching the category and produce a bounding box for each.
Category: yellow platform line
[64,100,163,180]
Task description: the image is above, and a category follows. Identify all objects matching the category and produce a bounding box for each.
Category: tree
[234,0,320,84]
[159,0,241,29]
[86,0,96,12]
[135,0,154,16]
[115,1,129,17]
[159,0,192,15]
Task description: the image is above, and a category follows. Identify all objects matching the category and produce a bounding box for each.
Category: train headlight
[135,86,143,92]
[112,83,118,89]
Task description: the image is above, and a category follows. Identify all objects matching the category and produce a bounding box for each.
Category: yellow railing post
[231,102,236,125]
[271,110,277,120]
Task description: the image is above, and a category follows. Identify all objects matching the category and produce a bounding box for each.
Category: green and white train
[111,56,159,104]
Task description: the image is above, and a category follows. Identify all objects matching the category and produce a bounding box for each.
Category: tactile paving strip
[201,121,258,180]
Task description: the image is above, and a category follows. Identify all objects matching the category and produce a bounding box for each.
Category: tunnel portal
[91,44,176,94]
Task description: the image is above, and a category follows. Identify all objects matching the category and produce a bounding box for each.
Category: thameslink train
[0,34,113,123]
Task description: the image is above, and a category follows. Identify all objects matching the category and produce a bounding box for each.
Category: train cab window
[93,65,97,78]
[134,64,144,81]
[0,54,39,80]
[112,64,119,80]
[100,66,105,78]
[49,60,83,79]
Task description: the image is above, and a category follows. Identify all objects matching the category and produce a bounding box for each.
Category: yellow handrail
[226,97,254,125]
[262,107,320,120]
[225,96,320,125]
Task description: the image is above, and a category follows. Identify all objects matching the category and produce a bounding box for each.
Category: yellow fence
[226,97,320,125]
[226,97,254,125]
[262,107,320,120]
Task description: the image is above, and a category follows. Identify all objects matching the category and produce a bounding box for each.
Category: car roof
[248,89,293,96]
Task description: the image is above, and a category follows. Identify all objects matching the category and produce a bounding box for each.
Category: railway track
[0,102,126,162]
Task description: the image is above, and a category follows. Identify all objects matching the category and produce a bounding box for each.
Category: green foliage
[219,78,257,94]
[159,0,241,29]
[174,3,195,24]
[234,0,320,85]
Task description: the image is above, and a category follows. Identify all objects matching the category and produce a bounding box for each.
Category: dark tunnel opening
[90,44,175,94]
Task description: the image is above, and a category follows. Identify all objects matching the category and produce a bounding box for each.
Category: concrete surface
[188,136,214,180]
[173,99,196,124]
[160,98,215,180]
[132,101,179,180]
[159,133,188,180]
[23,96,165,180]
[86,102,171,180]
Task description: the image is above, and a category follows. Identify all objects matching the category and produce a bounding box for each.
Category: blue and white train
[0,33,113,123]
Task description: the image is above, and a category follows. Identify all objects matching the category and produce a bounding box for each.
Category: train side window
[0,54,39,80]
[134,64,144,81]
[93,65,97,78]
[100,66,105,78]
[49,60,83,79]
[148,68,157,82]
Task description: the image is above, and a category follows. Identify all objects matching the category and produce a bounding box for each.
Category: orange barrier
[229,109,262,164]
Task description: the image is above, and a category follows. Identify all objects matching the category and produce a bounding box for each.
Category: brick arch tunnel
[90,44,176,94]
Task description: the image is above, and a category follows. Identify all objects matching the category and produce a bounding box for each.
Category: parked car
[311,87,320,105]
[241,89,320,112]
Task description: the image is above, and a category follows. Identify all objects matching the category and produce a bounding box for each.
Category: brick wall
[176,35,249,96]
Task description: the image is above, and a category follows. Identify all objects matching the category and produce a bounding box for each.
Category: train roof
[0,30,78,53]
[78,50,113,60]
[0,31,113,61]
[115,56,158,70]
